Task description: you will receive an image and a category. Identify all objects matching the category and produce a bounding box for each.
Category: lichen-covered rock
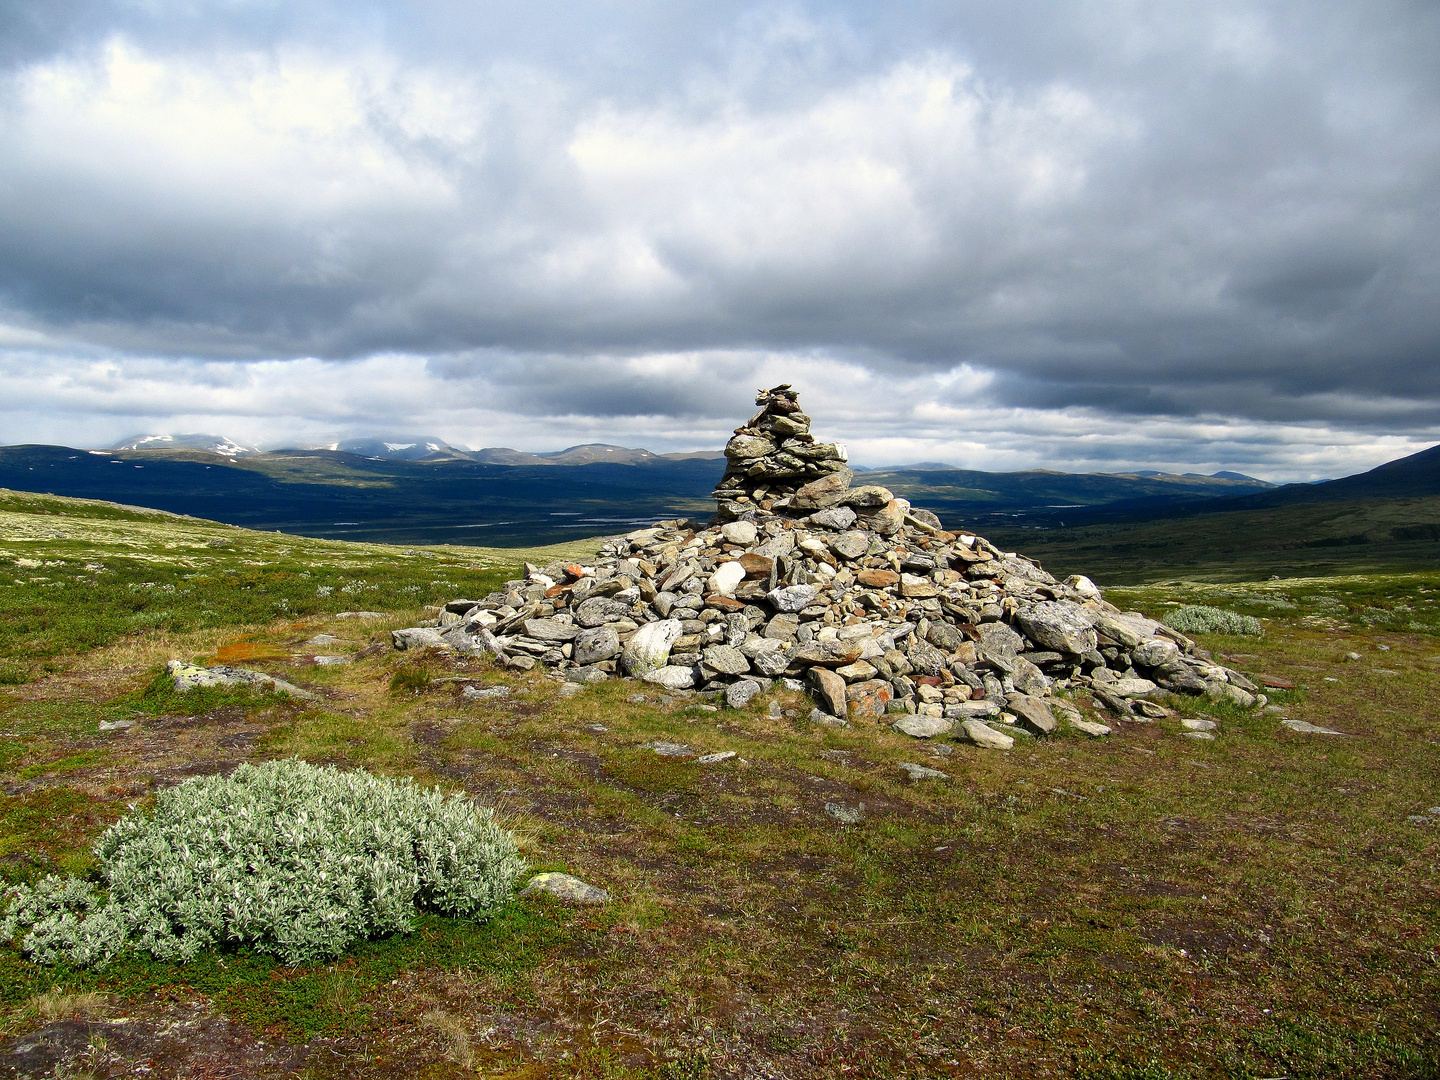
[621,619,683,676]
[520,872,610,904]
[166,661,316,701]
[1015,601,1098,655]
[572,626,621,665]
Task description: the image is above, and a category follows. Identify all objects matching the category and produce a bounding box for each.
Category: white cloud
[0,2,1436,477]
[0,346,1430,483]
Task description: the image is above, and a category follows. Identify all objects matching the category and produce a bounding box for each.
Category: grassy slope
[983,495,1440,585]
[0,487,601,682]
[0,493,1436,1079]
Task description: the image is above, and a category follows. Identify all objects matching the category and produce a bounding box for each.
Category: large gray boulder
[574,597,632,627]
[1015,601,1098,655]
[621,619,683,676]
[573,626,621,665]
[391,627,450,651]
[790,468,855,510]
[1007,694,1057,736]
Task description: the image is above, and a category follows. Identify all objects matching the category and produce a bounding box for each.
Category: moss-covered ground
[0,491,1436,1078]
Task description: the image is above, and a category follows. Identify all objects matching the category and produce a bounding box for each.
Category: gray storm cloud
[0,0,1436,478]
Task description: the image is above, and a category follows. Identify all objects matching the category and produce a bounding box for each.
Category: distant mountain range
[113,433,259,456]
[0,436,1431,551]
[113,433,728,467]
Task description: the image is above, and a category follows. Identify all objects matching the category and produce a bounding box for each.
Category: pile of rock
[393,385,1266,745]
[710,383,862,522]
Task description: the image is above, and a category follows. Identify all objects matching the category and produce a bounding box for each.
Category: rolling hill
[0,441,1277,548]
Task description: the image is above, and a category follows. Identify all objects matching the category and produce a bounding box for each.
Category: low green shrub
[1,759,525,967]
[1162,604,1263,636]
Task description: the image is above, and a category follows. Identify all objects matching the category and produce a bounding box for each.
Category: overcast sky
[0,0,1436,480]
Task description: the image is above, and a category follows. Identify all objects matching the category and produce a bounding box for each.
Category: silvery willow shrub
[1,759,525,967]
[1163,605,1264,637]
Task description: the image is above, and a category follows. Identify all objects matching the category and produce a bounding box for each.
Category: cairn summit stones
[394,384,1266,737]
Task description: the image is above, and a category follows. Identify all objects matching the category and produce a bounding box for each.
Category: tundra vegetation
[0,487,1435,1078]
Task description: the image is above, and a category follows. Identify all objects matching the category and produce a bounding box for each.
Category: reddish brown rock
[857,568,900,588]
[739,552,775,578]
[789,640,864,666]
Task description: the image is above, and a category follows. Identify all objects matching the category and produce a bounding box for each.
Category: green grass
[0,487,601,681]
[0,906,564,1040]
[1105,571,1440,639]
[987,495,1440,583]
[0,491,1436,1077]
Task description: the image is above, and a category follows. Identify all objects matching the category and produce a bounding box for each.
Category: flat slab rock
[898,762,949,781]
[1068,717,1111,737]
[166,660,315,701]
[959,719,1014,750]
[519,872,610,904]
[893,715,953,738]
[646,741,694,757]
[1282,718,1349,735]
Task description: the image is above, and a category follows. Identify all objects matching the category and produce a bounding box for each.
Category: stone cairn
[393,385,1266,747]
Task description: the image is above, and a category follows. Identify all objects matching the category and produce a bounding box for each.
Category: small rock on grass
[1282,718,1348,736]
[99,719,136,732]
[519,872,610,904]
[898,762,949,781]
[557,683,584,698]
[463,685,511,701]
[1068,717,1111,737]
[809,707,849,727]
[313,655,351,666]
[1180,718,1218,731]
[1183,731,1216,741]
[959,719,1014,750]
[307,634,346,646]
[696,751,737,765]
[825,802,864,824]
[646,741,693,757]
[166,660,316,701]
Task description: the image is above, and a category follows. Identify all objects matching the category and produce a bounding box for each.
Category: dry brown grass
[29,991,109,1019]
[419,1007,476,1069]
